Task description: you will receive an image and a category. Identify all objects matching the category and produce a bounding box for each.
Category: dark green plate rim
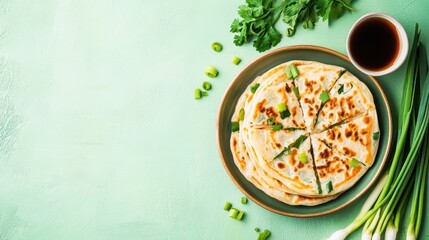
[216,45,392,218]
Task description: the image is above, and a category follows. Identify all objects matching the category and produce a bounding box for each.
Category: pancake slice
[293,61,345,130]
[312,109,379,167]
[311,136,368,195]
[315,71,376,131]
[243,68,306,129]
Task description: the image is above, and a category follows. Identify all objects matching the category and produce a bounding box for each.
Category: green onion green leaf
[349,158,360,168]
[231,122,239,132]
[257,229,271,240]
[241,197,248,204]
[255,227,260,232]
[290,64,299,79]
[250,83,260,94]
[338,84,344,94]
[229,208,239,218]
[326,181,333,193]
[320,91,330,103]
[280,109,291,119]
[272,124,283,131]
[236,211,245,220]
[239,108,245,121]
[224,202,232,211]
[292,87,300,98]
[232,56,241,65]
[298,152,308,164]
[277,102,287,112]
[194,88,202,99]
[201,91,208,97]
[373,132,380,140]
[202,81,212,90]
[266,117,275,125]
[205,66,218,78]
[284,66,293,79]
[211,42,222,52]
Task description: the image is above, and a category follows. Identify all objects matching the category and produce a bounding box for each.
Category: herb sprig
[231,0,354,52]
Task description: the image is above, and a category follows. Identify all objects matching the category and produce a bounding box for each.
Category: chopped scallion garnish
[202,81,212,90]
[224,202,232,211]
[231,122,239,132]
[338,84,344,94]
[201,91,208,97]
[298,152,308,163]
[277,102,287,112]
[232,56,241,65]
[250,83,260,94]
[236,211,245,220]
[373,132,380,140]
[211,42,222,52]
[194,88,202,99]
[241,197,248,204]
[266,117,275,125]
[320,91,330,103]
[292,87,299,98]
[239,108,245,121]
[205,66,218,78]
[327,181,333,193]
[257,229,271,240]
[229,208,239,218]
[280,109,291,119]
[284,66,293,79]
[290,64,299,79]
[350,158,360,168]
[255,227,260,232]
[272,124,282,131]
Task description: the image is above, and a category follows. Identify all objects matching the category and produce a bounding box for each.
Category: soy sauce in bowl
[346,13,408,76]
[349,18,399,71]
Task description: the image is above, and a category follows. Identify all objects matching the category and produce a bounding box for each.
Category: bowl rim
[216,45,393,218]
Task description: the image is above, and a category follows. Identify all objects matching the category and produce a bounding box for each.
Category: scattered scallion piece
[231,122,239,132]
[280,109,291,119]
[202,81,212,90]
[205,66,218,78]
[320,91,330,103]
[257,229,271,240]
[349,158,360,168]
[373,132,380,140]
[194,88,202,99]
[201,91,208,97]
[232,56,241,65]
[266,117,275,125]
[326,181,333,193]
[241,197,248,204]
[250,83,260,94]
[338,84,344,94]
[229,208,239,218]
[292,87,300,98]
[284,66,293,79]
[239,108,245,121]
[236,211,245,220]
[298,152,308,164]
[255,228,260,232]
[224,202,232,211]
[277,102,287,112]
[290,64,299,79]
[211,42,222,52]
[272,124,282,131]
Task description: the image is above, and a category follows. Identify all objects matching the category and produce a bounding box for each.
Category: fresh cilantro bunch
[230,0,354,52]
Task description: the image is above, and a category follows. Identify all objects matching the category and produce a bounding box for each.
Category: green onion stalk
[327,24,429,240]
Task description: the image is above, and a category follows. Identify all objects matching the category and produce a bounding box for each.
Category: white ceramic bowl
[346,13,408,76]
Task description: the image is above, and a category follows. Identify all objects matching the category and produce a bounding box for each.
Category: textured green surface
[0,0,428,239]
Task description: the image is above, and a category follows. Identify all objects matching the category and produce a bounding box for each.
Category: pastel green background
[0,0,428,239]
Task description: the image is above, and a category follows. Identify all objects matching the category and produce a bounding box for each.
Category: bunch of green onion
[327,24,429,240]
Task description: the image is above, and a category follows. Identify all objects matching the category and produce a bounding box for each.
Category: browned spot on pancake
[297,162,304,169]
[319,170,326,178]
[276,179,282,186]
[264,106,278,118]
[320,148,331,159]
[292,119,298,126]
[233,138,238,148]
[285,84,292,93]
[360,129,368,135]
[320,75,325,81]
[291,106,298,116]
[277,162,285,169]
[345,129,352,138]
[337,168,344,173]
[363,116,371,124]
[343,147,357,157]
[327,130,336,141]
[275,143,281,148]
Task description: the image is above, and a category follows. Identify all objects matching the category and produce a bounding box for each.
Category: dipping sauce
[349,17,400,71]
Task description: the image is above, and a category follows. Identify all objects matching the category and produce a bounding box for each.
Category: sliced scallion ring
[205,66,218,78]
[232,56,241,65]
[211,42,222,52]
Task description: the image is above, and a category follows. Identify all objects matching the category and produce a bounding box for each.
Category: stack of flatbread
[230,61,379,206]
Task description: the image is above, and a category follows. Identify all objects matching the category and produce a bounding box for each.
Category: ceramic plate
[216,45,392,217]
